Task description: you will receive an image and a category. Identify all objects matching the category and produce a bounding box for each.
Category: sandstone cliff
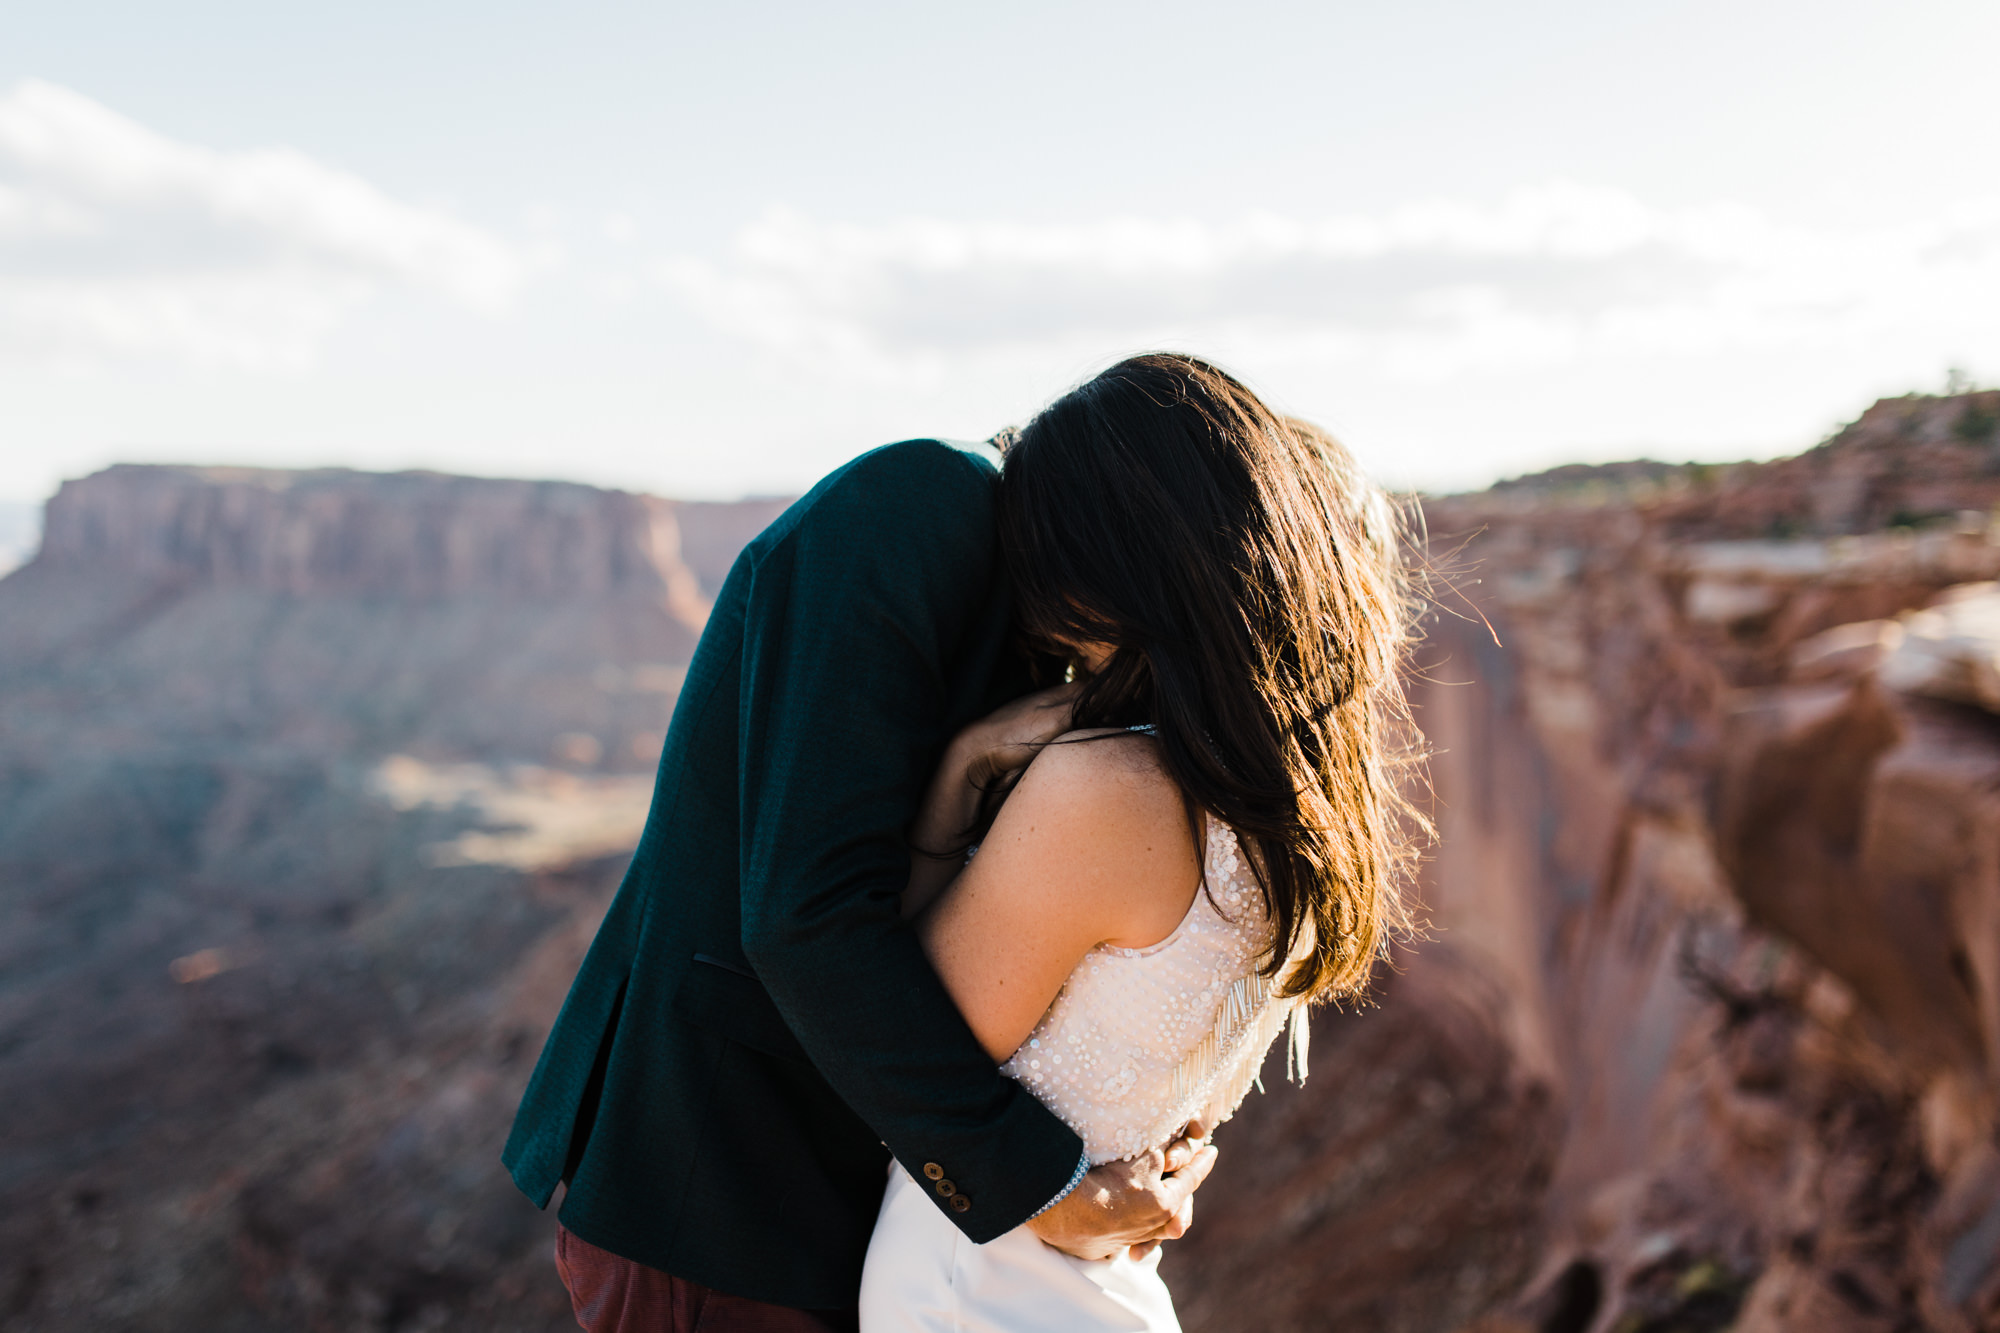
[1161,392,2000,1332]
[0,465,785,1331]
[6,396,1999,1331]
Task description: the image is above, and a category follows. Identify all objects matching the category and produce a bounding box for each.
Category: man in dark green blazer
[504,439,1211,1328]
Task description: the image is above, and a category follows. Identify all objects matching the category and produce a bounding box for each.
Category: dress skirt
[857,1164,1181,1333]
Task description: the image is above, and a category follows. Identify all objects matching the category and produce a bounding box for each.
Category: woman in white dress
[861,353,1425,1332]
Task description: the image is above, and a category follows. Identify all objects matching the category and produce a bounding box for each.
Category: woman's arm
[903,682,1080,918]
[916,732,1203,1063]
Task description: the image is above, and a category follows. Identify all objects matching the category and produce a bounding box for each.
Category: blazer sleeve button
[923,1163,944,1181]
[934,1179,955,1196]
[950,1194,972,1213]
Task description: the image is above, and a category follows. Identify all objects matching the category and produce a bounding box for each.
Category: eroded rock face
[0,466,787,1331]
[9,392,2000,1331]
[1164,393,2000,1332]
[1880,584,2000,715]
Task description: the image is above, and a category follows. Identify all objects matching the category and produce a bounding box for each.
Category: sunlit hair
[997,353,1428,1002]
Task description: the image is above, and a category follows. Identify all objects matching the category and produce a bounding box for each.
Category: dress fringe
[1169,974,1309,1107]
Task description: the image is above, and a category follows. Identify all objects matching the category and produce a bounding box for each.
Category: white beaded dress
[858,813,1310,1332]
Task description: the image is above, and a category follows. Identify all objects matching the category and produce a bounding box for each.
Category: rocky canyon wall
[0,465,785,1331]
[1163,391,2000,1332]
[6,393,1999,1332]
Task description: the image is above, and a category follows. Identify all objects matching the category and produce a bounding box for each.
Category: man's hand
[1026,1124,1216,1261]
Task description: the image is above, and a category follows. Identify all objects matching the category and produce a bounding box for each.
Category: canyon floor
[3,397,1998,1331]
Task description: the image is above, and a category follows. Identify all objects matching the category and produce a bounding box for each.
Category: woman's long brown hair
[997,353,1427,1002]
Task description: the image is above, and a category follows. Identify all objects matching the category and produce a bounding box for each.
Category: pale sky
[5,0,1999,507]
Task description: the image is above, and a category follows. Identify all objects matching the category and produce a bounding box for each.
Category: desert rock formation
[6,392,1999,1331]
[0,464,784,1331]
[1163,391,2000,1332]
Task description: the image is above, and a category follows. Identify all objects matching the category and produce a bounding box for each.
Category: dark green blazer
[503,440,1085,1309]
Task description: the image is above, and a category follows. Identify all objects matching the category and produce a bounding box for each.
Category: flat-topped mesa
[35,463,707,604]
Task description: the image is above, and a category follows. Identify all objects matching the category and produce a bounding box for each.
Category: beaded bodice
[999,817,1309,1165]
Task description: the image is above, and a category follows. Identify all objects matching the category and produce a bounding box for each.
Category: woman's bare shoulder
[990,730,1199,945]
[1010,728,1179,810]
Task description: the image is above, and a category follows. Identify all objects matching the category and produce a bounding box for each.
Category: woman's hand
[902,681,1079,917]
[942,681,1084,820]
[1026,1124,1217,1261]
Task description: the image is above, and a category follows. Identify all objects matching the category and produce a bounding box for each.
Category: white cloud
[652,184,2000,388]
[0,79,528,369]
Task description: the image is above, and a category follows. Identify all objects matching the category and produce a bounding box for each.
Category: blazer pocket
[672,955,812,1065]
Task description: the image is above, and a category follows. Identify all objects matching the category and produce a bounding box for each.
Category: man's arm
[734,442,1085,1241]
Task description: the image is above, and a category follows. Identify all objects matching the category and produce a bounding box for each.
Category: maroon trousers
[554,1225,859,1333]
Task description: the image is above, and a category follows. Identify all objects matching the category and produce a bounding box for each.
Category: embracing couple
[503,354,1419,1331]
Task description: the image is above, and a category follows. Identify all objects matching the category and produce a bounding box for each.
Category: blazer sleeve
[735,442,1086,1242]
